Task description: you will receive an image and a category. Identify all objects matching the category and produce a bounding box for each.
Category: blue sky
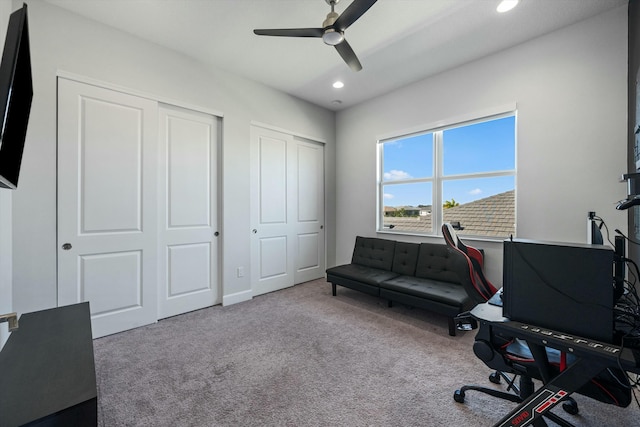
[382,116,515,207]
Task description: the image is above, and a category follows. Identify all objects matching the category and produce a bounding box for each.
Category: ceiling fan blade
[335,39,362,72]
[253,28,324,38]
[333,0,378,32]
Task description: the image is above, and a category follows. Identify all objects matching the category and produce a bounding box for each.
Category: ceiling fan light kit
[497,0,520,13]
[322,29,344,46]
[253,0,379,72]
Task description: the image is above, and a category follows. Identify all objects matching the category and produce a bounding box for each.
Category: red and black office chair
[442,223,632,426]
[443,221,515,378]
[442,223,498,302]
[442,222,498,330]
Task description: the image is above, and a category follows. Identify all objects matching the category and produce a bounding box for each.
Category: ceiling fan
[253,0,378,72]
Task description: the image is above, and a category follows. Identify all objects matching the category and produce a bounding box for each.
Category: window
[378,113,516,238]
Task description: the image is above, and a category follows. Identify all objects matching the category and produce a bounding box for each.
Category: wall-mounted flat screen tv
[0,3,32,189]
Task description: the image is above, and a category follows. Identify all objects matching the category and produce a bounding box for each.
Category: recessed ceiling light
[332,81,344,89]
[497,0,519,13]
[331,100,342,105]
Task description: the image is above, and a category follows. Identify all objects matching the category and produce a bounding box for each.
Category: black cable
[615,228,640,247]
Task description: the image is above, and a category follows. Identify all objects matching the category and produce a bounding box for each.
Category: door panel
[297,233,320,270]
[80,251,142,316]
[80,98,143,233]
[57,78,158,338]
[259,136,288,223]
[166,114,211,228]
[167,243,211,296]
[158,104,219,319]
[259,236,288,279]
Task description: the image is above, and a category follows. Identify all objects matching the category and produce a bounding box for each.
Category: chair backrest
[442,223,498,302]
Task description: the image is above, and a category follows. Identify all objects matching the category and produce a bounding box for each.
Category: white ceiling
[44,0,627,111]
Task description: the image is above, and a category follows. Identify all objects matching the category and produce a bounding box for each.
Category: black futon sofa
[326,236,480,336]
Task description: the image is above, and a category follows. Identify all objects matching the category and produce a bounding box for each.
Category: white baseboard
[222,289,252,306]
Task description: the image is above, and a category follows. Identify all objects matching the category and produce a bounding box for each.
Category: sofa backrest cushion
[351,236,396,271]
[391,242,420,276]
[415,243,463,284]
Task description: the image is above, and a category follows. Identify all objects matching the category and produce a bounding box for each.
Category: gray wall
[334,6,628,284]
[12,0,336,313]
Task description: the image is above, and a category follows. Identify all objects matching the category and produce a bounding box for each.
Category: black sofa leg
[448,317,457,336]
[332,283,336,296]
[388,300,393,308]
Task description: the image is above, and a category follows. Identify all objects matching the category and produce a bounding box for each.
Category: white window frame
[377,109,517,239]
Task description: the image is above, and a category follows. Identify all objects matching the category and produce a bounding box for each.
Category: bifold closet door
[57,78,159,338]
[157,104,220,319]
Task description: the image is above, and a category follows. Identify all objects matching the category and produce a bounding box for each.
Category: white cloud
[384,193,394,200]
[384,169,411,181]
[469,188,482,196]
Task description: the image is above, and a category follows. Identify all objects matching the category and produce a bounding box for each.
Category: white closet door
[294,139,325,284]
[250,126,296,296]
[57,78,158,338]
[250,126,325,296]
[157,104,220,319]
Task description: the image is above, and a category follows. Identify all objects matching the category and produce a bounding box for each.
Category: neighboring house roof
[444,190,515,237]
[382,190,515,237]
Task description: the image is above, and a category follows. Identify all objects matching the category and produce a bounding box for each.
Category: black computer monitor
[0,4,32,189]
[502,238,615,343]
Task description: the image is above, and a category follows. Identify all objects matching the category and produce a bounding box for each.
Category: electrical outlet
[237,266,244,278]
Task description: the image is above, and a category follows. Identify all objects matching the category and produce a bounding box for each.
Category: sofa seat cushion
[380,275,471,308]
[327,264,400,286]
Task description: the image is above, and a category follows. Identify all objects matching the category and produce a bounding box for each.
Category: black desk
[470,302,640,427]
[0,303,97,427]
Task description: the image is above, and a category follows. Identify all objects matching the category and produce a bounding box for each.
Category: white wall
[12,0,336,313]
[334,6,628,284]
[0,1,12,350]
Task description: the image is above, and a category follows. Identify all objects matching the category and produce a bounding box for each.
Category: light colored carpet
[93,279,640,426]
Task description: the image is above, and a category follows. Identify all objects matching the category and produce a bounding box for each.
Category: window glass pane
[382,133,433,181]
[443,116,515,176]
[442,176,515,237]
[382,182,432,233]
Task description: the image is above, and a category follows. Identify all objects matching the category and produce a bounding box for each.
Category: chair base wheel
[489,372,501,384]
[562,398,579,415]
[453,389,465,403]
